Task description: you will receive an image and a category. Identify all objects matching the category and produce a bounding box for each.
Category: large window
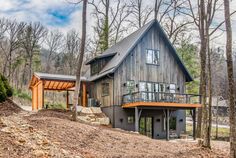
[146,49,160,65]
[102,82,109,96]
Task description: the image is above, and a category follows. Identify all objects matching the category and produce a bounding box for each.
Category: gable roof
[88,19,193,82]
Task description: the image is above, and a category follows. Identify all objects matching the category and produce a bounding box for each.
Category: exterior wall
[102,106,186,139]
[93,77,114,107]
[113,25,186,105]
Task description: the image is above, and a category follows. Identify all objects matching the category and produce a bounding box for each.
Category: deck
[122,91,201,108]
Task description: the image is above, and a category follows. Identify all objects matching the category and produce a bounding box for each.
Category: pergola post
[135,106,139,132]
[193,108,196,140]
[82,82,87,107]
[166,109,170,141]
[66,90,69,109]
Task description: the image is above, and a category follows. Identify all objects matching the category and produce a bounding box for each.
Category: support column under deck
[193,108,196,140]
[166,109,170,141]
[135,107,139,132]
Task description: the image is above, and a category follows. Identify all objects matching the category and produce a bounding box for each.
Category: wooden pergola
[29,72,89,110]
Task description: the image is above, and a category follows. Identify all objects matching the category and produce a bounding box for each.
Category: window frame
[145,49,160,65]
[127,116,134,124]
[101,82,110,96]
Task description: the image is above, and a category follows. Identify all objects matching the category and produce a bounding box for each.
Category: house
[29,20,201,140]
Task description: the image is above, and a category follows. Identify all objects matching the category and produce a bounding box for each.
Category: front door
[139,116,153,138]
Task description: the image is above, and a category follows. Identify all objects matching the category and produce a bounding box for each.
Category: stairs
[77,106,110,125]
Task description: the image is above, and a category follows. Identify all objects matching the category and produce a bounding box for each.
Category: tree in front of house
[176,37,200,94]
[0,74,13,102]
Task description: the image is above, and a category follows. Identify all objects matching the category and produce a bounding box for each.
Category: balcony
[122,91,201,108]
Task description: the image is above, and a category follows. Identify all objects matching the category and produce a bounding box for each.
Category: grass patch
[13,89,31,101]
[186,124,230,140]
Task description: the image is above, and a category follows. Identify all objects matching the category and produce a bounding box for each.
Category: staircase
[77,106,110,126]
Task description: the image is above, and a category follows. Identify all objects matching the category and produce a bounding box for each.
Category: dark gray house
[85,20,201,140]
[30,19,201,140]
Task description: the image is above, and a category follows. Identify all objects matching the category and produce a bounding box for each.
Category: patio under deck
[122,92,201,140]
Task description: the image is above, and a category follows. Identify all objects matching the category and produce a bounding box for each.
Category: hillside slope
[0,100,230,158]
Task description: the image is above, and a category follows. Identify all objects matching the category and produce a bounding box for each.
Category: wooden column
[135,106,139,132]
[66,90,69,109]
[193,108,196,140]
[82,82,87,107]
[166,109,170,141]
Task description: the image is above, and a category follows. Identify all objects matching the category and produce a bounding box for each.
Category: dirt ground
[0,100,230,158]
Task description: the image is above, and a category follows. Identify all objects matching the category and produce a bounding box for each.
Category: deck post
[166,109,170,141]
[193,108,196,140]
[66,90,69,109]
[135,106,139,132]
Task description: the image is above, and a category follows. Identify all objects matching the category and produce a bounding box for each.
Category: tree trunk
[72,0,87,121]
[197,0,207,139]
[224,0,236,157]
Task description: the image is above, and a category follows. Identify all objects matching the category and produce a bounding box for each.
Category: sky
[0,0,236,47]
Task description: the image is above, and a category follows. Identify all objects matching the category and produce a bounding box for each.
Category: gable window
[102,82,109,96]
[91,62,99,75]
[146,49,160,65]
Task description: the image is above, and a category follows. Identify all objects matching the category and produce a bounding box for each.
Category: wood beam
[66,90,69,109]
[122,102,202,108]
[82,82,87,107]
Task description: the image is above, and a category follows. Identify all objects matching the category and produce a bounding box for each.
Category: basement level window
[146,49,160,65]
[128,116,134,124]
[102,82,109,96]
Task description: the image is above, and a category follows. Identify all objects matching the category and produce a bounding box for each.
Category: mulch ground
[0,100,230,158]
[0,99,22,116]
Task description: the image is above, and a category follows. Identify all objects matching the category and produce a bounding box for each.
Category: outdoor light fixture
[123,83,126,87]
[120,118,123,123]
[136,84,139,88]
[179,119,183,122]
[156,118,161,122]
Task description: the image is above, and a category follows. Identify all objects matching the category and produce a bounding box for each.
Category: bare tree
[72,0,88,121]
[62,30,80,75]
[19,22,47,85]
[89,0,130,54]
[44,30,63,73]
[224,0,236,156]
[129,0,153,29]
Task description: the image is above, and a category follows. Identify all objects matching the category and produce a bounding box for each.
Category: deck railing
[122,91,201,104]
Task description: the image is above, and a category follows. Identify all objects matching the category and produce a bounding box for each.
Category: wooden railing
[122,91,201,104]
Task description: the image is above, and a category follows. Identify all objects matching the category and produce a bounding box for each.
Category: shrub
[0,74,13,97]
[0,79,7,102]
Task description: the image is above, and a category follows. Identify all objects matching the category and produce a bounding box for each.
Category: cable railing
[122,91,201,104]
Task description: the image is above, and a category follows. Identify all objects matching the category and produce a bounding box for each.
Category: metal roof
[34,72,88,82]
[87,19,193,82]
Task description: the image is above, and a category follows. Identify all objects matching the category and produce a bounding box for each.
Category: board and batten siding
[94,77,114,107]
[113,25,186,106]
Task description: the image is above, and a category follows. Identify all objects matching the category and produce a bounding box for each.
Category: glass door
[139,116,153,138]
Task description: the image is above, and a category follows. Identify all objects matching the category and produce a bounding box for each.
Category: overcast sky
[0,0,235,48]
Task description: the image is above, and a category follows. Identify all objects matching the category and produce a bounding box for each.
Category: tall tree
[19,22,47,85]
[224,0,236,156]
[90,0,130,54]
[44,30,63,73]
[72,0,87,121]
